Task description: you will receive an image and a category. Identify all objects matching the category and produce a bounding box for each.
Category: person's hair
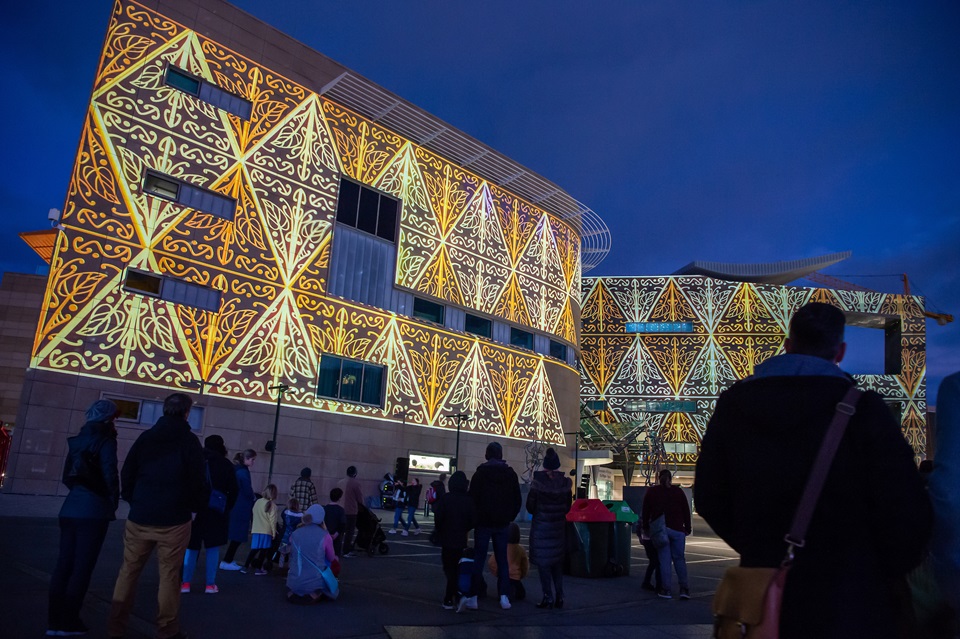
[234,449,256,465]
[203,434,227,456]
[300,467,311,479]
[508,521,521,545]
[658,469,672,483]
[439,473,447,482]
[262,484,278,512]
[162,392,193,418]
[288,497,301,513]
[330,487,343,502]
[788,302,846,360]
[347,465,357,477]
[485,441,503,460]
[85,399,118,423]
[412,477,420,485]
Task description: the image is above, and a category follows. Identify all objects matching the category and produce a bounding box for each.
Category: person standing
[220,449,257,570]
[107,393,206,639]
[388,478,409,535]
[695,302,932,639]
[466,441,522,611]
[641,469,691,599]
[526,447,572,609]
[337,465,364,557]
[432,470,475,610]
[48,399,120,637]
[426,472,447,516]
[290,467,317,510]
[181,435,238,594]
[930,372,960,618]
[324,488,347,557]
[241,484,278,575]
[406,478,423,535]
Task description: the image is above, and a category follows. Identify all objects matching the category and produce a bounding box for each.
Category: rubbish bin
[603,500,639,576]
[565,499,614,578]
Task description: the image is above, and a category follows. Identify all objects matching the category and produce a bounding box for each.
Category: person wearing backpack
[48,399,120,637]
[425,473,446,517]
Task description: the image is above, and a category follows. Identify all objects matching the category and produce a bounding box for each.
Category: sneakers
[412,528,421,535]
[180,582,190,593]
[205,585,219,594]
[388,528,398,535]
[679,588,690,600]
[219,561,241,571]
[342,551,356,558]
[500,594,512,610]
[442,599,454,610]
[456,595,478,612]
[254,569,268,576]
[456,596,468,613]
[658,588,673,599]
[49,622,89,637]
[401,529,409,537]
[240,566,250,574]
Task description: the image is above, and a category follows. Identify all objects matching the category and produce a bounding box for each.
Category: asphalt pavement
[0,494,736,638]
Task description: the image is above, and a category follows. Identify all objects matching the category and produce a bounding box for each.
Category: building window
[105,395,204,431]
[123,268,221,313]
[549,340,567,361]
[464,313,492,339]
[510,327,534,350]
[316,355,385,407]
[143,170,237,221]
[585,400,607,412]
[164,65,253,120]
[335,178,399,242]
[413,297,444,324]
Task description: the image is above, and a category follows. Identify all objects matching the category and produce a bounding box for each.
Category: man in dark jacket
[695,302,932,639]
[641,469,691,599]
[467,441,521,610]
[108,393,207,639]
[433,471,476,610]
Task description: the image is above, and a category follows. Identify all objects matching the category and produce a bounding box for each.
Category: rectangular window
[123,268,221,312]
[164,65,252,120]
[106,395,203,431]
[511,327,534,350]
[549,340,567,361]
[143,170,236,221]
[413,297,445,324]
[316,355,385,407]
[464,313,492,338]
[334,178,399,242]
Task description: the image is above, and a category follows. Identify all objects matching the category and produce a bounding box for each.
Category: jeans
[108,520,191,639]
[393,507,407,530]
[537,562,563,601]
[406,506,420,530]
[48,517,110,630]
[183,547,220,586]
[656,527,688,592]
[474,525,511,598]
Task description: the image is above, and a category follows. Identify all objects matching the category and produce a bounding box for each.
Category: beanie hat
[305,504,325,525]
[86,399,118,423]
[543,448,560,470]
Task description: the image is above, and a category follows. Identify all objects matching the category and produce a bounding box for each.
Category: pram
[354,504,389,555]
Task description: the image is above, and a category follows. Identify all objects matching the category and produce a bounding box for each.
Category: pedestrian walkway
[0,492,732,638]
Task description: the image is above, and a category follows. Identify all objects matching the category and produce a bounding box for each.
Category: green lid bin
[602,500,637,576]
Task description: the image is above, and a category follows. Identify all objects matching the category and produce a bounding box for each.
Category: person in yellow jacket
[487,522,529,601]
[242,484,278,575]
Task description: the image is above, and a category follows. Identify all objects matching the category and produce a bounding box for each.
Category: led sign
[624,321,694,333]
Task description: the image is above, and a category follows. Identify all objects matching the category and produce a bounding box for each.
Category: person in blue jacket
[48,399,120,637]
[221,449,257,570]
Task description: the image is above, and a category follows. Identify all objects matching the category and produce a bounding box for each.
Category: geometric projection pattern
[30,0,576,445]
[581,276,927,466]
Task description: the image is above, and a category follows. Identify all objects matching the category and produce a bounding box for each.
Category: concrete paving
[0,494,735,638]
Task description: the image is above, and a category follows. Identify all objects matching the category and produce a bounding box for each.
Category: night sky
[2,1,957,400]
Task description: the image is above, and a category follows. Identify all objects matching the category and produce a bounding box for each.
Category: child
[324,488,347,557]
[432,470,477,611]
[242,484,277,575]
[278,497,303,568]
[487,521,529,601]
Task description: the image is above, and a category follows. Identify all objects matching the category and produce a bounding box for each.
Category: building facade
[3,0,609,497]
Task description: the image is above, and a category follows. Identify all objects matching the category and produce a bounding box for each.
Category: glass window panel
[550,340,567,361]
[339,360,363,403]
[144,173,180,200]
[166,67,200,95]
[336,180,360,227]
[317,356,342,399]
[413,297,444,324]
[464,313,492,338]
[376,196,398,241]
[124,270,162,296]
[110,398,142,422]
[511,328,534,350]
[357,188,379,235]
[361,364,384,406]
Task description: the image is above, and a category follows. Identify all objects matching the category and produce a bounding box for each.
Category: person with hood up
[467,441,522,611]
[432,471,476,610]
[526,447,572,609]
[48,399,120,637]
[286,504,340,604]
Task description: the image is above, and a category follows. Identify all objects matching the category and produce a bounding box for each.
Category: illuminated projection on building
[581,276,927,465]
[31,1,580,445]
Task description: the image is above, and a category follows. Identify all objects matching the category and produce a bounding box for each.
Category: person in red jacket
[641,469,691,600]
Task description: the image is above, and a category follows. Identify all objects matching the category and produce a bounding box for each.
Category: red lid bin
[565,498,615,522]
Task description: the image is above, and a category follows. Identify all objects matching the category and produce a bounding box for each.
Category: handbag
[712,386,862,639]
[649,514,669,550]
[293,537,340,600]
[206,461,228,513]
[63,436,108,496]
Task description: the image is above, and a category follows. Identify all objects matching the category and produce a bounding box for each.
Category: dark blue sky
[2,1,958,400]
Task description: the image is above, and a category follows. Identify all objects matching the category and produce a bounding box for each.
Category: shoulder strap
[784,385,862,559]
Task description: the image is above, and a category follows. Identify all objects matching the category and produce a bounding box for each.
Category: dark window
[123,268,220,312]
[413,297,444,324]
[143,170,236,221]
[316,355,385,407]
[586,400,607,412]
[124,269,163,296]
[464,313,492,338]
[335,178,399,243]
[550,340,567,361]
[511,328,534,350]
[164,65,252,120]
[112,398,142,422]
[106,395,203,431]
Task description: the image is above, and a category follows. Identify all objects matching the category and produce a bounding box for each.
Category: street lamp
[266,383,290,484]
[447,413,470,472]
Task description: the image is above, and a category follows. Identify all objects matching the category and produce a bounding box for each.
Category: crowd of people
[46,304,958,638]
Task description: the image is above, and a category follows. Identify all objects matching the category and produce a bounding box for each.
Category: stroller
[354,504,389,555]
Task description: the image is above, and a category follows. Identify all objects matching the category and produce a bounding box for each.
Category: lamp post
[266,383,289,484]
[447,413,470,472]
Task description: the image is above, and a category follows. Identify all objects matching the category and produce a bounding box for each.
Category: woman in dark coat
[432,470,476,610]
[221,448,257,569]
[526,448,572,609]
[181,435,238,593]
[48,399,120,636]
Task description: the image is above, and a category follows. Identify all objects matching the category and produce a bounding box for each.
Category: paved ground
[0,494,736,639]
